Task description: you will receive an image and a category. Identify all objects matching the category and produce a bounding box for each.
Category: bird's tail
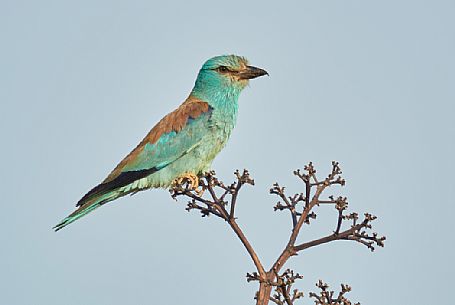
[53,191,122,231]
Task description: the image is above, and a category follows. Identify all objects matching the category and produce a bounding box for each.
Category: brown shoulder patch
[145,95,210,144]
[102,96,210,183]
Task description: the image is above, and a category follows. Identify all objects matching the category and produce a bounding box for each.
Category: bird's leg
[174,172,205,196]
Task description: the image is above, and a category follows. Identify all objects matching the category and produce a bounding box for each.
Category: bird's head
[191,55,268,102]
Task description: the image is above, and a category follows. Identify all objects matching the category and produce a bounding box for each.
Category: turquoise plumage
[54,55,268,231]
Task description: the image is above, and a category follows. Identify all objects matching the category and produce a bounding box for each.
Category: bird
[53,55,268,231]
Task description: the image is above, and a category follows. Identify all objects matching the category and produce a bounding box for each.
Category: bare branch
[169,162,385,305]
[309,280,360,305]
[170,170,265,277]
[269,269,304,305]
[270,183,298,227]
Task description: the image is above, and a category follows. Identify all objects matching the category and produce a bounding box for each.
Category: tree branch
[169,162,385,305]
[170,170,266,277]
[309,280,360,305]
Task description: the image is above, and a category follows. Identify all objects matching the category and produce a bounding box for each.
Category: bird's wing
[77,97,212,206]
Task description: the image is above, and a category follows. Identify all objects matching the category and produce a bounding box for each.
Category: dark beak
[238,65,269,80]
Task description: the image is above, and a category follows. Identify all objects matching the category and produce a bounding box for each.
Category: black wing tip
[77,168,159,207]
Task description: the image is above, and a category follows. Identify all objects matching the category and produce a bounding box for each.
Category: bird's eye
[217,66,229,73]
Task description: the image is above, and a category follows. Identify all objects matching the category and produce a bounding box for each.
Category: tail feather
[53,191,121,231]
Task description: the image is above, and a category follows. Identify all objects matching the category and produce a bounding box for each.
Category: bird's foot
[175,172,199,189]
[194,185,206,197]
[173,172,204,196]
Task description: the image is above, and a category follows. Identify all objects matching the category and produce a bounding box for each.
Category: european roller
[54,55,268,231]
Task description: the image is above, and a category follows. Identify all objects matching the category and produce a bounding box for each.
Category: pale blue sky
[2,1,454,304]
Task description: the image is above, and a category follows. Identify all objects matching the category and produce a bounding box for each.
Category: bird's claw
[194,185,206,197]
[175,172,199,189]
[174,173,205,196]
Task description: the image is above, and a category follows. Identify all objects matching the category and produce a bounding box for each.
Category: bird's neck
[190,85,241,121]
